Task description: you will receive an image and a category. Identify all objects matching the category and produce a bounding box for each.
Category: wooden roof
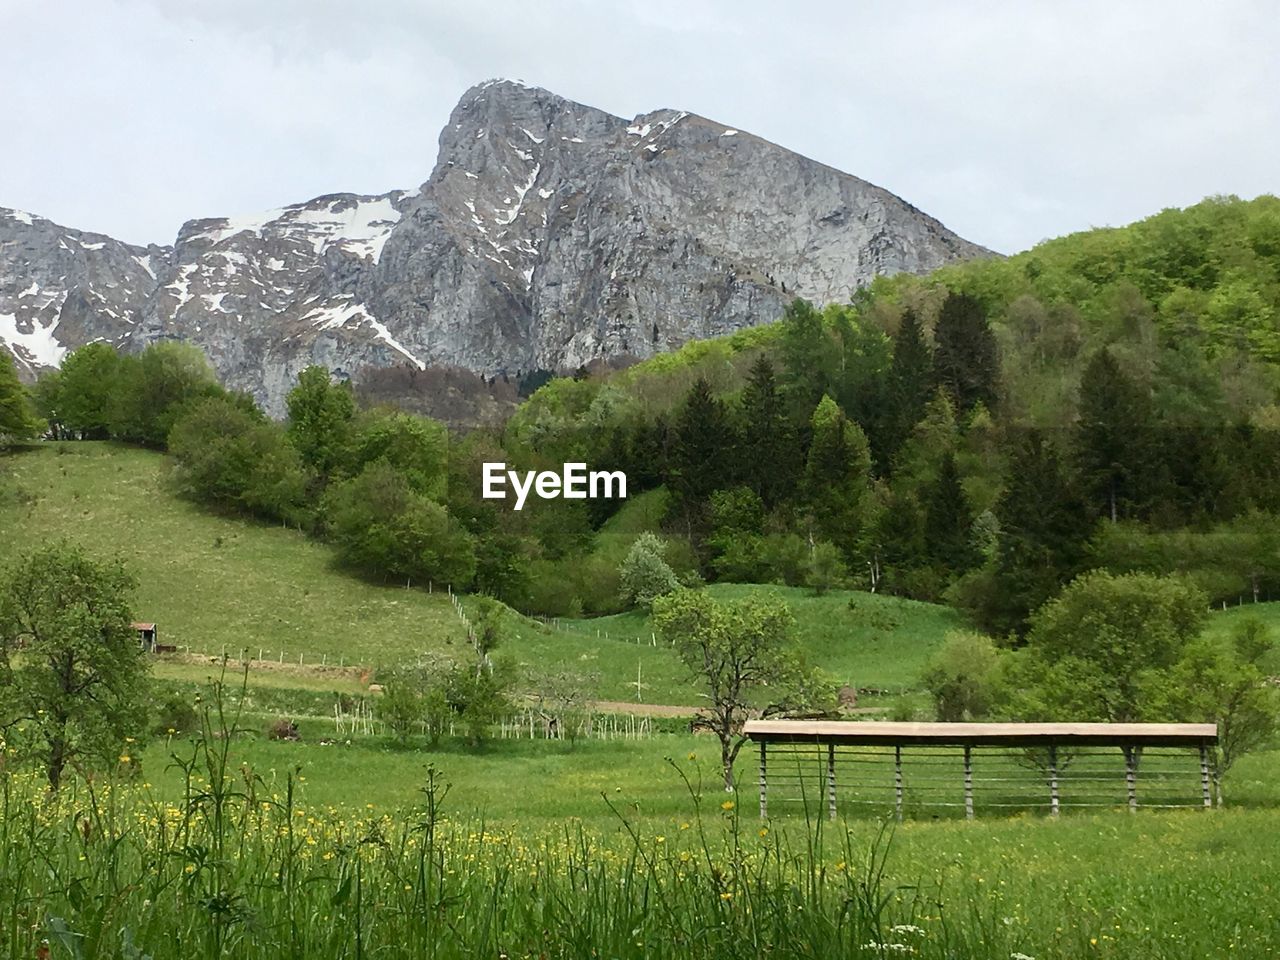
[743,720,1217,747]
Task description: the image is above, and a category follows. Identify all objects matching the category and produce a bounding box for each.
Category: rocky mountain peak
[2,81,992,420]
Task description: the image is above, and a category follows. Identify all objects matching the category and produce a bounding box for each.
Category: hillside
[0,442,966,704]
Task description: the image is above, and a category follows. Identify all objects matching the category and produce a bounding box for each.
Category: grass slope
[1,442,970,706]
[0,443,467,664]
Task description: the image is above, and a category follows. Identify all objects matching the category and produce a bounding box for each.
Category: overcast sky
[3,0,1276,254]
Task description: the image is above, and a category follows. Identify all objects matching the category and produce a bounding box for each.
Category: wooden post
[963,745,974,820]
[1048,745,1059,817]
[894,744,903,822]
[1199,743,1212,809]
[758,742,768,819]
[1125,746,1137,812]
[826,743,837,821]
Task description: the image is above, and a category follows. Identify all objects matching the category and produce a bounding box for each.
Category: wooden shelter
[132,622,158,653]
[743,720,1218,820]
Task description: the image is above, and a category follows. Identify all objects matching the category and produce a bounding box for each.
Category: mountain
[1,79,990,416]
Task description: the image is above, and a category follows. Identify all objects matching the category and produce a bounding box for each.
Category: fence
[745,721,1218,820]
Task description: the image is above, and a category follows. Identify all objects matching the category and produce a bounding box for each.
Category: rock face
[2,79,991,415]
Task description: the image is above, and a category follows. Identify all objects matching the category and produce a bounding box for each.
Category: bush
[619,533,680,609]
[922,631,1001,721]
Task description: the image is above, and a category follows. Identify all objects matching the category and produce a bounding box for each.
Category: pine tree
[778,298,833,414]
[990,430,1091,636]
[667,378,735,531]
[803,395,872,560]
[1075,349,1157,522]
[738,355,799,507]
[878,307,933,470]
[924,452,976,573]
[932,292,1000,414]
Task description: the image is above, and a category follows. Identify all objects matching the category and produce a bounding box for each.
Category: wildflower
[758,828,769,838]
[118,755,131,763]
[687,752,696,761]
[719,892,733,900]
[721,800,735,811]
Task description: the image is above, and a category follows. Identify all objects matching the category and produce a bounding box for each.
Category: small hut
[132,622,158,653]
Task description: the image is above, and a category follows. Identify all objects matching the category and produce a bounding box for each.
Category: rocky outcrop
[2,80,991,416]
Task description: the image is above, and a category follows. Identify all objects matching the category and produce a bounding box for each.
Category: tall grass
[3,676,1279,958]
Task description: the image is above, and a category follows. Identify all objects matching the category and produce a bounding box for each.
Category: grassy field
[3,724,1278,959]
[5,442,1280,957]
[0,442,970,707]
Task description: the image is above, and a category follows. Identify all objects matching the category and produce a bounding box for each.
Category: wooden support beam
[894,744,903,822]
[758,741,768,819]
[963,745,974,820]
[1125,746,1137,812]
[1048,745,1059,817]
[1199,742,1212,809]
[826,743,837,821]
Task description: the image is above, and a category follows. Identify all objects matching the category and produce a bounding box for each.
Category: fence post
[826,743,837,821]
[963,745,974,820]
[758,741,768,819]
[1125,746,1138,812]
[1199,743,1212,809]
[894,745,904,822]
[1048,745,1059,817]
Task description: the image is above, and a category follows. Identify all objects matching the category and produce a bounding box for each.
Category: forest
[3,195,1279,643]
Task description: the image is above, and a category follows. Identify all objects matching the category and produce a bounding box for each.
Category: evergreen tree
[738,355,798,507]
[932,292,1000,414]
[667,377,735,530]
[877,307,933,470]
[988,430,1091,636]
[1075,349,1158,522]
[778,298,832,414]
[803,395,872,560]
[924,452,976,573]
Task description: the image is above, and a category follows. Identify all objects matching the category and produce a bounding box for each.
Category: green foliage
[168,395,310,524]
[931,291,1000,414]
[653,588,823,788]
[345,407,449,500]
[619,532,681,609]
[0,542,146,789]
[48,342,121,439]
[379,671,426,744]
[877,307,933,468]
[803,541,847,596]
[323,461,476,588]
[0,350,41,445]
[803,395,872,561]
[667,377,736,532]
[922,631,1001,721]
[1151,619,1280,797]
[1001,571,1206,723]
[1076,349,1158,521]
[922,452,976,574]
[109,342,222,447]
[285,366,355,480]
[737,355,799,506]
[977,431,1090,636]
